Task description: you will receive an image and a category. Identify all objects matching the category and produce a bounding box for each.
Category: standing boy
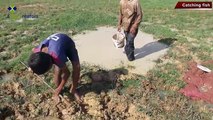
[118,0,143,61]
[28,33,82,103]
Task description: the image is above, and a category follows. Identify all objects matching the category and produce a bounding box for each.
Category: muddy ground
[0,65,155,120]
[1,63,212,120]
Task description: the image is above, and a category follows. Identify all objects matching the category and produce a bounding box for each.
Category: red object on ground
[180,61,213,103]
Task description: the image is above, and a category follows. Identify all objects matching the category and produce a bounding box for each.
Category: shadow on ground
[62,67,128,97]
[78,67,128,94]
[134,38,177,59]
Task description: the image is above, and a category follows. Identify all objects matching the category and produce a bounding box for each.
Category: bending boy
[28,33,82,103]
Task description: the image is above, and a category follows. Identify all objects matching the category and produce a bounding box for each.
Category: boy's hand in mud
[70,91,83,103]
[52,88,62,104]
[52,94,61,104]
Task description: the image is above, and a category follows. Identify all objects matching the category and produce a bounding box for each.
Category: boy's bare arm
[70,61,80,94]
[69,61,82,103]
[54,65,70,96]
[53,65,62,87]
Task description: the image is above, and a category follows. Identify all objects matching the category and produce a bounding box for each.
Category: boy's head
[28,52,53,75]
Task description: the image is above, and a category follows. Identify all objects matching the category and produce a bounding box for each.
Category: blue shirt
[34,33,79,68]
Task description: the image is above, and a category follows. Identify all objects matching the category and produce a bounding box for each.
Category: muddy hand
[52,95,61,104]
[73,91,83,103]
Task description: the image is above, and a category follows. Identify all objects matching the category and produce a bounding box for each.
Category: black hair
[28,52,53,75]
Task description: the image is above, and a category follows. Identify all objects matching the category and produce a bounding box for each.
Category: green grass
[51,9,116,32]
[143,24,177,38]
[122,79,141,88]
[148,63,185,88]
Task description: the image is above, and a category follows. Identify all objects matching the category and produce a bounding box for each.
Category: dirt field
[0,67,153,120]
